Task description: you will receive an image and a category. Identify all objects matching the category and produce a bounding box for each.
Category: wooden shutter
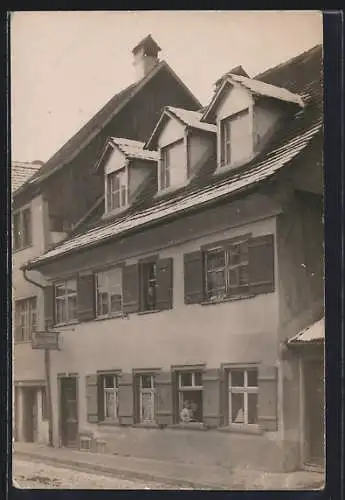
[156,258,173,311]
[202,368,221,427]
[44,285,55,330]
[86,374,99,423]
[118,373,134,425]
[156,371,174,426]
[184,251,204,304]
[77,273,95,322]
[122,264,140,314]
[257,365,278,431]
[248,234,275,295]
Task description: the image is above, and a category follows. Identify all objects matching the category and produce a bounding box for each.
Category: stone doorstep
[13,447,324,491]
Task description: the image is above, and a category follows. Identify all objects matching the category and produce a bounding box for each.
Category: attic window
[220,108,252,168]
[159,139,185,191]
[106,169,128,212]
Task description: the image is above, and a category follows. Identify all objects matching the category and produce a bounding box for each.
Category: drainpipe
[22,268,53,447]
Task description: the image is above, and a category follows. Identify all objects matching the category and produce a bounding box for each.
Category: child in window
[180,400,192,423]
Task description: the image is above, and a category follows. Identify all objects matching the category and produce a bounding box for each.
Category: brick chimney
[132,34,161,81]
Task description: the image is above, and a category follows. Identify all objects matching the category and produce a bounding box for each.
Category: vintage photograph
[11,11,324,490]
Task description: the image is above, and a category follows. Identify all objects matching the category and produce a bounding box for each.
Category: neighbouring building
[24,44,324,472]
[12,35,201,446]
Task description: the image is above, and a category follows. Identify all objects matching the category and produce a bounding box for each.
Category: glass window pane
[230,370,244,387]
[67,296,77,320]
[180,372,193,387]
[239,266,249,286]
[248,393,258,424]
[56,298,66,324]
[105,391,115,418]
[194,372,202,386]
[180,390,202,422]
[66,280,77,294]
[22,209,31,246]
[141,392,154,422]
[207,249,225,269]
[110,294,122,313]
[247,369,258,387]
[231,393,245,423]
[104,375,115,388]
[141,375,153,389]
[207,270,226,298]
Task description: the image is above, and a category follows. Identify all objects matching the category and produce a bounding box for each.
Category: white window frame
[13,206,32,250]
[219,107,252,169]
[228,367,258,426]
[159,138,185,192]
[205,238,249,301]
[106,168,128,212]
[54,280,78,325]
[14,297,37,342]
[103,375,119,421]
[139,374,156,424]
[178,371,203,422]
[95,268,123,318]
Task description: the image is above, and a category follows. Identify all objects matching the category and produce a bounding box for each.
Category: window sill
[14,340,32,345]
[200,294,255,306]
[168,422,208,431]
[132,422,159,429]
[218,424,263,435]
[137,309,161,316]
[94,313,125,322]
[102,206,128,220]
[54,320,79,328]
[216,154,256,175]
[155,180,190,198]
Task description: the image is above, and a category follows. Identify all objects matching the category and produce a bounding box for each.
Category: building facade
[23,44,324,472]
[12,35,201,446]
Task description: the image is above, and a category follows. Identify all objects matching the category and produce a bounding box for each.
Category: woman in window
[180,400,192,423]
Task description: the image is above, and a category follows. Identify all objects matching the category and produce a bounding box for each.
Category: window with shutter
[133,374,156,424]
[14,297,37,342]
[118,373,134,425]
[44,286,55,330]
[202,368,221,427]
[155,258,173,311]
[95,267,123,318]
[257,365,278,431]
[77,273,95,322]
[55,280,78,325]
[177,371,204,423]
[85,374,99,423]
[184,251,204,304]
[122,264,140,314]
[226,367,259,426]
[248,234,275,295]
[156,371,174,426]
[12,207,32,250]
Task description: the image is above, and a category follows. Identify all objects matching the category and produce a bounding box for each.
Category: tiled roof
[166,107,217,133]
[26,44,323,269]
[288,317,324,344]
[11,161,43,193]
[110,138,159,161]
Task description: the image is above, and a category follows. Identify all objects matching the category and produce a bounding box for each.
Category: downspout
[22,267,54,447]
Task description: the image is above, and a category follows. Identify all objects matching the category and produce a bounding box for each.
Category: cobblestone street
[13,459,193,490]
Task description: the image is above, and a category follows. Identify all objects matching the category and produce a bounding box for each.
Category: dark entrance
[60,376,78,447]
[23,388,37,442]
[304,357,324,467]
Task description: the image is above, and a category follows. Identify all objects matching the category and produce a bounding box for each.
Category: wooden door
[60,377,78,447]
[304,358,325,466]
[23,388,37,442]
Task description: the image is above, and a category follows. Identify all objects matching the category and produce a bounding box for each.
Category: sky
[10,11,323,163]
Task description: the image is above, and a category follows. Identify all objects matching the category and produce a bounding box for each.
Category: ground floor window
[136,374,156,424]
[228,367,258,425]
[101,374,119,421]
[177,371,203,423]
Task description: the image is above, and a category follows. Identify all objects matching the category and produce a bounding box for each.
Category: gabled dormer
[145,106,217,194]
[95,138,158,216]
[202,71,305,172]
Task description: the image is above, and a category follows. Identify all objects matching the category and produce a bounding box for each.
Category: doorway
[60,376,78,447]
[23,388,37,442]
[304,357,325,467]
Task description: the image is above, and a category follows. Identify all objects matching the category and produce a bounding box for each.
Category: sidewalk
[13,442,325,490]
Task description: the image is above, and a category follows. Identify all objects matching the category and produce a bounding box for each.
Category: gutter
[22,267,46,291]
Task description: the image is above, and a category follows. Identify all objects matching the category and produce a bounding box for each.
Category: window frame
[140,258,158,312]
[220,108,251,168]
[106,168,128,213]
[136,373,156,424]
[227,366,259,427]
[159,138,185,192]
[13,206,32,251]
[176,370,204,423]
[204,236,250,301]
[95,267,123,319]
[101,373,119,422]
[54,279,78,325]
[14,296,37,343]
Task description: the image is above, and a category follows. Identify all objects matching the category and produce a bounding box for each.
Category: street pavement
[13,459,193,490]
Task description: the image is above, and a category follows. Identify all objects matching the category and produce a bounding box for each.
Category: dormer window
[107,169,128,212]
[159,139,185,191]
[220,108,251,168]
